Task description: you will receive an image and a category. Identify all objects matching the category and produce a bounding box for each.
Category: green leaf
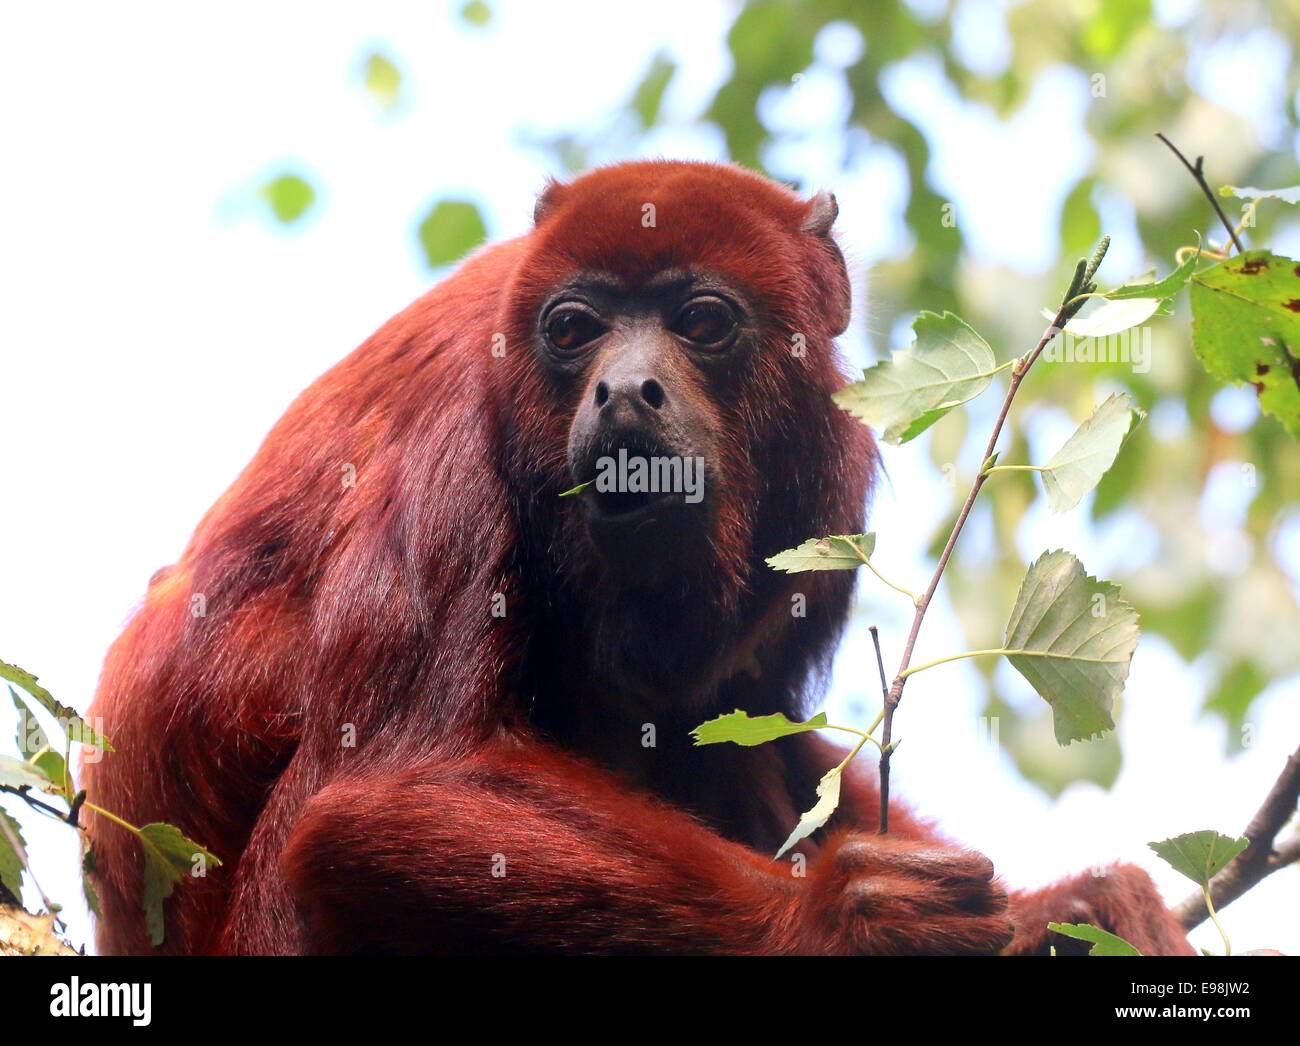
[1003,551,1139,744]
[1059,176,1101,260]
[1204,660,1268,752]
[82,838,102,920]
[630,53,675,128]
[10,685,65,787]
[1149,831,1249,889]
[833,311,998,444]
[139,823,222,947]
[1079,0,1151,61]
[0,659,112,751]
[1103,237,1200,301]
[31,750,66,787]
[0,754,49,790]
[766,534,875,573]
[417,200,487,269]
[0,810,25,901]
[460,0,491,26]
[775,764,843,860]
[1219,184,1300,206]
[1190,251,1300,439]
[1039,393,1144,513]
[260,173,316,224]
[1047,922,1142,956]
[11,685,49,758]
[559,480,592,497]
[691,710,827,747]
[361,51,402,112]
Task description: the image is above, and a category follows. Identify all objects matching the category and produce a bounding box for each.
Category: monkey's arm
[282,739,1011,955]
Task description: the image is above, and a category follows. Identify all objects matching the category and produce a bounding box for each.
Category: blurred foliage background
[289,0,1300,796]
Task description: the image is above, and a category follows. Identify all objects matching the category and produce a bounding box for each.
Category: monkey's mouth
[573,441,707,526]
[592,481,671,519]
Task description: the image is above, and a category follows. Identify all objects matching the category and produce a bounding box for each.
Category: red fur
[83,161,1191,955]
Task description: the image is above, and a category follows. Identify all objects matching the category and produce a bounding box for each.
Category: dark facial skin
[542,269,751,576]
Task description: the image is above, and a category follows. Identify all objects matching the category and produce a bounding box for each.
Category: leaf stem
[898,648,1011,677]
[824,723,883,754]
[82,799,143,838]
[0,784,68,821]
[1202,886,1231,956]
[982,464,1046,476]
[859,554,921,605]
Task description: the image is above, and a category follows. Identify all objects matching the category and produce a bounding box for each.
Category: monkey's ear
[801,190,839,237]
[534,177,569,225]
[802,191,851,336]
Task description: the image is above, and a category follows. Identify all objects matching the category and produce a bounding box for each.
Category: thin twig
[1154,133,1245,254]
[877,241,1109,831]
[868,626,889,705]
[1175,744,1300,929]
[0,785,69,822]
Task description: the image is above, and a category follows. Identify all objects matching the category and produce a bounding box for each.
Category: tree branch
[876,238,1110,830]
[1154,132,1245,254]
[1175,744,1300,930]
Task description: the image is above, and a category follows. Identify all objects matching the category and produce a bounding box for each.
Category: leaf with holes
[691,710,827,748]
[1039,393,1144,513]
[1003,551,1139,744]
[1149,831,1249,890]
[766,533,875,573]
[833,312,998,444]
[1190,251,1300,439]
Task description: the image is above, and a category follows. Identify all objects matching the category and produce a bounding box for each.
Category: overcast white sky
[1,0,1296,954]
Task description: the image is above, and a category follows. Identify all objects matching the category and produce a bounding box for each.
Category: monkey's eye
[672,298,737,348]
[545,306,606,353]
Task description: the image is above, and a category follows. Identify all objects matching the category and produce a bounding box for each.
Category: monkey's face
[544,269,746,572]
[499,162,867,607]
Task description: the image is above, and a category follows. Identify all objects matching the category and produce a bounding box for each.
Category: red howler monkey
[83,160,1192,955]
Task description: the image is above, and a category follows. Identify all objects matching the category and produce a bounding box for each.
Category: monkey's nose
[594,377,665,412]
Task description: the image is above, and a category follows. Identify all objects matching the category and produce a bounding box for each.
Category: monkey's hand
[1005,863,1195,956]
[797,831,1013,955]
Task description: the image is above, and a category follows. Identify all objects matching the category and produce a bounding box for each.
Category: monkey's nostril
[594,381,609,407]
[640,379,665,409]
